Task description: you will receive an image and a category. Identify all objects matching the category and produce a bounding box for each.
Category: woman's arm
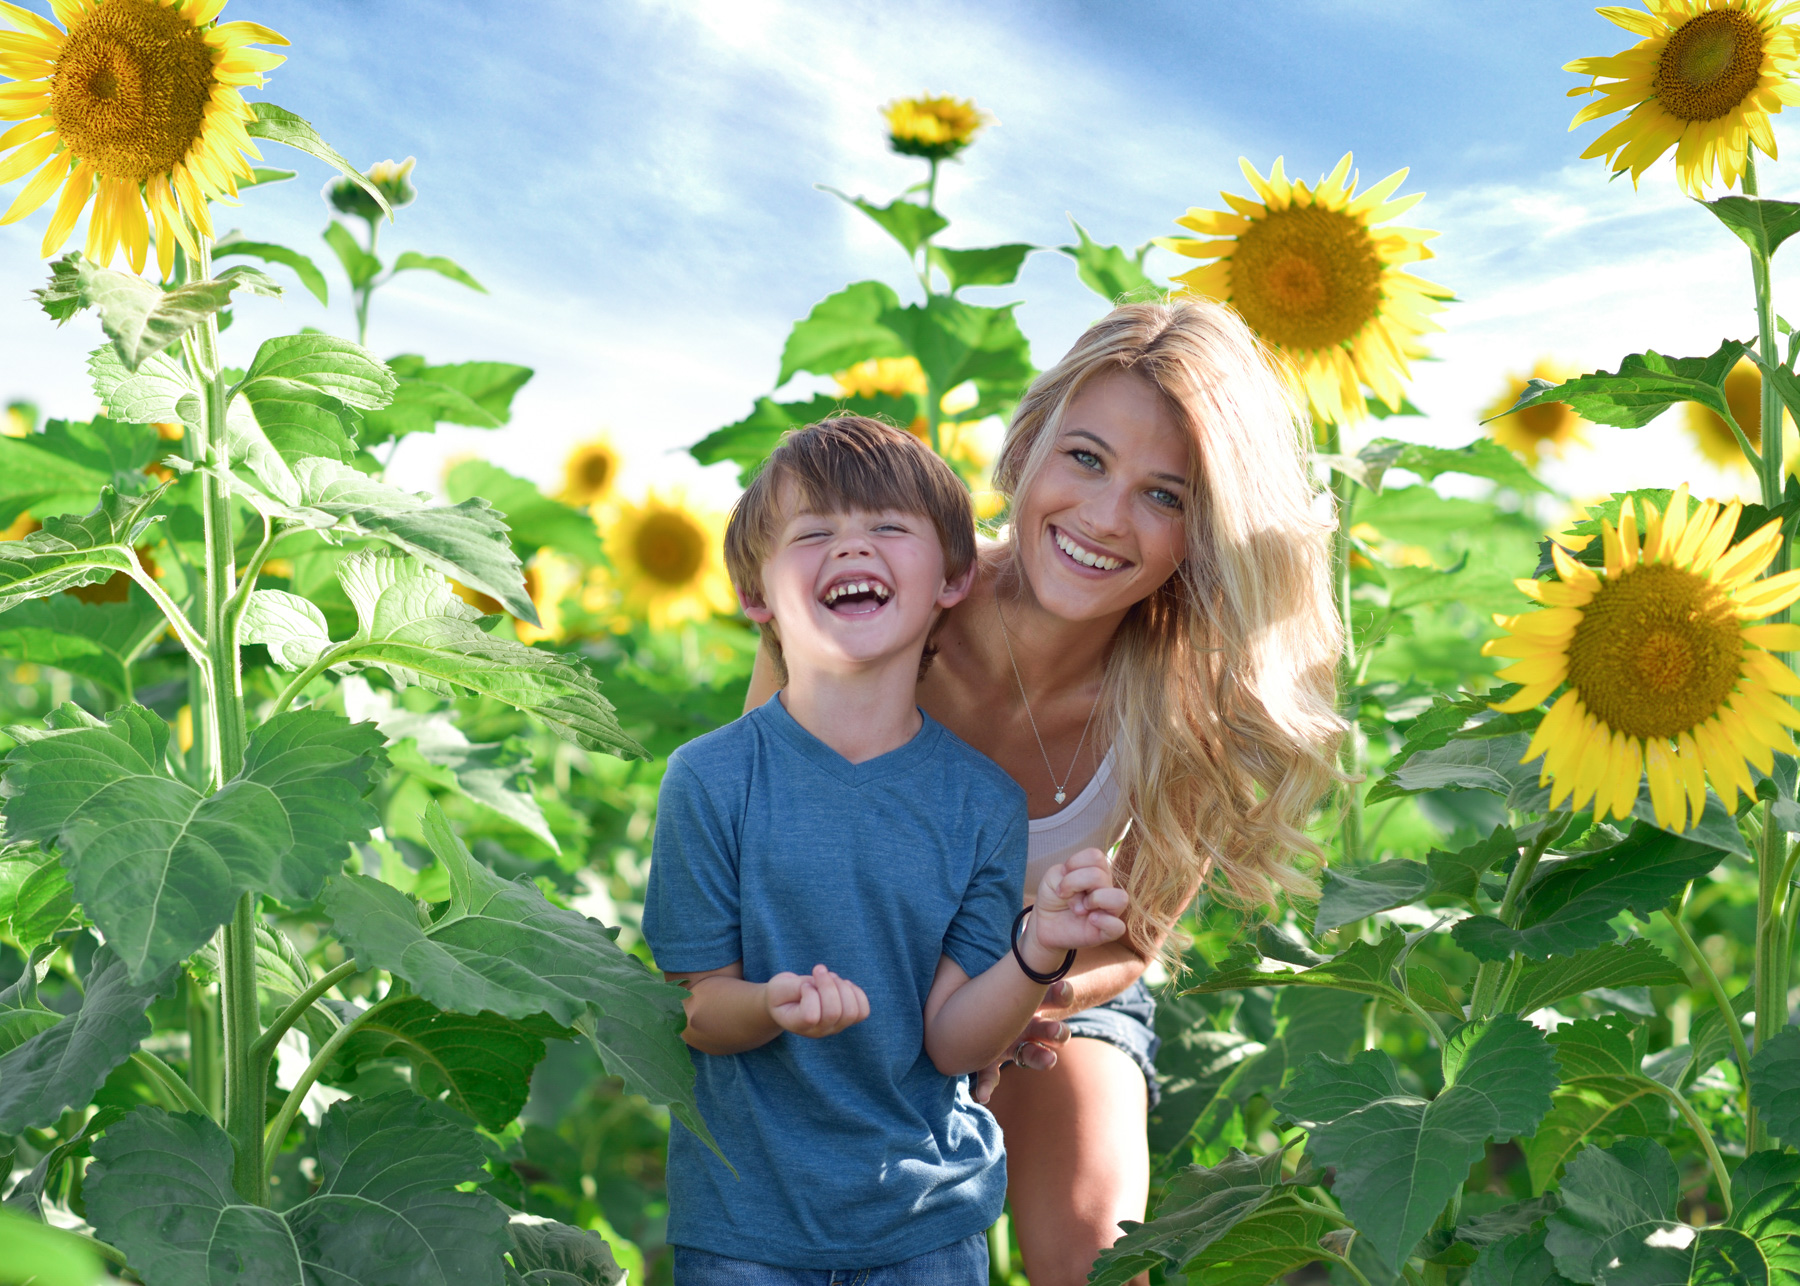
[743,639,780,712]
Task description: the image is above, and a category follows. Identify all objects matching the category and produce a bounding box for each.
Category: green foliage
[246,103,393,219]
[1705,195,1800,262]
[88,1096,511,1286]
[38,253,246,370]
[394,251,487,293]
[1087,1149,1288,1286]
[1499,338,1749,431]
[1750,1025,1800,1144]
[1058,218,1160,304]
[214,233,330,305]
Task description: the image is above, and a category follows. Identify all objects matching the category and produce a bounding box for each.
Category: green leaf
[1525,1017,1672,1193]
[358,379,494,443]
[322,219,382,289]
[228,380,360,504]
[1457,1196,1564,1248]
[217,264,284,298]
[1470,1226,1579,1286]
[0,414,154,529]
[881,296,1035,402]
[319,551,641,757]
[87,1094,509,1286]
[213,233,329,304]
[1087,1149,1286,1286]
[0,586,171,698]
[393,251,486,293]
[1705,195,1800,262]
[1146,997,1264,1156]
[1190,926,1409,1002]
[323,801,712,1154]
[242,333,396,410]
[1176,1196,1331,1286]
[1750,1025,1800,1145]
[0,1206,103,1286]
[247,103,392,219]
[688,391,921,482]
[240,589,332,669]
[1507,940,1688,1018]
[1316,860,1428,933]
[1058,218,1160,304]
[0,486,163,612]
[776,281,907,386]
[823,189,948,255]
[1327,437,1549,496]
[330,996,560,1131]
[1368,732,1546,808]
[1279,1016,1558,1267]
[444,460,604,563]
[1,704,385,981]
[343,678,557,849]
[928,243,1036,292]
[41,253,245,371]
[1725,1150,1800,1284]
[1544,1139,1692,1285]
[1452,825,1729,962]
[1495,338,1747,431]
[387,356,534,423]
[9,857,83,948]
[504,1217,624,1286]
[0,946,165,1134]
[259,458,535,624]
[88,347,196,425]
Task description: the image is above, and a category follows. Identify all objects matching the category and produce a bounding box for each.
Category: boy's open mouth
[820,575,892,616]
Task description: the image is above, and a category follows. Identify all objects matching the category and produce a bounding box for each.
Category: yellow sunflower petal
[0,147,65,223]
[1645,738,1685,830]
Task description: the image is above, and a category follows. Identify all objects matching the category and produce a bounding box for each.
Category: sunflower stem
[1469,821,1559,1019]
[1663,903,1752,1123]
[195,237,262,1202]
[1326,423,1364,869]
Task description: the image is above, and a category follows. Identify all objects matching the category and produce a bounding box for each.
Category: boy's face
[742,488,971,677]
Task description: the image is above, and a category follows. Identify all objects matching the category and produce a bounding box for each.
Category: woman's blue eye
[1071,449,1102,471]
[1148,489,1182,510]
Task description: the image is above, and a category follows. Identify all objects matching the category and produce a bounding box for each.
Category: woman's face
[1012,367,1192,624]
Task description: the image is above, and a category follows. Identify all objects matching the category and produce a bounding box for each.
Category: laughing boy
[643,417,1128,1284]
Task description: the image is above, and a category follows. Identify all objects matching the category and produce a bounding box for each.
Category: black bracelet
[1012,906,1077,985]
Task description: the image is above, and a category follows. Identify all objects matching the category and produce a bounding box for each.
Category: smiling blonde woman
[747,298,1343,1284]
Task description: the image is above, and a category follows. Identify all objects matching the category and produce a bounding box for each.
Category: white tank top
[1024,747,1124,890]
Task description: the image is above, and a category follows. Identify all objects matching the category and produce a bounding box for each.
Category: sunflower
[1566,0,1800,196]
[557,435,621,507]
[1487,486,1800,829]
[0,0,286,277]
[1683,355,1794,468]
[1161,154,1452,427]
[601,488,736,631]
[835,357,929,403]
[882,94,991,162]
[328,155,414,223]
[1483,360,1592,464]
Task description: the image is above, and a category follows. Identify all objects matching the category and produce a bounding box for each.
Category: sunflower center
[1655,9,1766,122]
[1565,561,1743,739]
[1228,204,1383,351]
[51,0,215,184]
[1514,403,1575,444]
[576,453,613,496]
[634,512,705,586]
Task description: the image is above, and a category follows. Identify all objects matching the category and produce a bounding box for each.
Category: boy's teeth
[1055,530,1122,570]
[824,580,890,604]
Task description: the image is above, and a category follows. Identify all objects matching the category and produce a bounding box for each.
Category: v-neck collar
[756,692,943,787]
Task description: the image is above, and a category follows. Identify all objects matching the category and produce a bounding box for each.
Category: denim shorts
[672,1232,988,1286]
[1063,978,1162,1109]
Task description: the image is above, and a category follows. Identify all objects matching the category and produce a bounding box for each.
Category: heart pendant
[1054,789,1066,804]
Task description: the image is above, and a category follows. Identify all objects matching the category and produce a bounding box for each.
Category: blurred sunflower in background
[1483,359,1592,465]
[835,357,929,407]
[558,435,622,508]
[0,0,287,275]
[328,154,415,223]
[1161,153,1452,428]
[1566,0,1800,195]
[603,489,736,630]
[1684,355,1794,468]
[882,94,991,162]
[1487,486,1800,829]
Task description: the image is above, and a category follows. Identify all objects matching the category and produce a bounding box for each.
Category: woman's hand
[971,993,1073,1104]
[1027,846,1129,955]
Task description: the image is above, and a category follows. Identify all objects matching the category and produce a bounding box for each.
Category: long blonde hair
[994,299,1344,959]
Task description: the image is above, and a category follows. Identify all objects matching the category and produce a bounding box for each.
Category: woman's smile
[1049,525,1129,573]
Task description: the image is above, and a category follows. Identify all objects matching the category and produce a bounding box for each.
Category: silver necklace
[996,601,1102,806]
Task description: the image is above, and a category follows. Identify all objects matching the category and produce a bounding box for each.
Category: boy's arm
[668,962,871,1055]
[923,847,1127,1076]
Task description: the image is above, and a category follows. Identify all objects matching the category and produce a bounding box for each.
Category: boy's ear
[738,586,774,624]
[936,560,976,611]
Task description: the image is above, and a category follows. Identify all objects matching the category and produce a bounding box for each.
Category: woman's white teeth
[824,580,890,603]
[1055,530,1122,570]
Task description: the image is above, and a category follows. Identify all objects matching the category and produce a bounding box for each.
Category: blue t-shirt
[642,694,1028,1269]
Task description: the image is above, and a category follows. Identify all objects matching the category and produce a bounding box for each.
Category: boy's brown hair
[724,415,977,677]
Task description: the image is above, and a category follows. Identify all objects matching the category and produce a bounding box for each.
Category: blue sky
[3,0,1799,507]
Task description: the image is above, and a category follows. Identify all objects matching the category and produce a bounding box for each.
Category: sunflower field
[11,2,1800,1285]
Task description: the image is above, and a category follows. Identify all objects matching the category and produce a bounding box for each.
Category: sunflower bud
[326,156,418,222]
[881,95,992,162]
